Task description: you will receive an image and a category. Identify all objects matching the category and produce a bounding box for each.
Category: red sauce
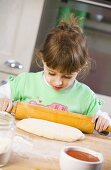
[66,149,99,162]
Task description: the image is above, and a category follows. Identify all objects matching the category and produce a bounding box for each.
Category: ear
[77,69,81,73]
[42,60,45,65]
[42,61,48,69]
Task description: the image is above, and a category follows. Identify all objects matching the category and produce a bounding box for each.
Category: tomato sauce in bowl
[66,149,99,162]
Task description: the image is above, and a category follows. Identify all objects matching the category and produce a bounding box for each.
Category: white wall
[0,0,45,75]
[97,93,111,116]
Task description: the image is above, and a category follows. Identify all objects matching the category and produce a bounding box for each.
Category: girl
[0,16,111,132]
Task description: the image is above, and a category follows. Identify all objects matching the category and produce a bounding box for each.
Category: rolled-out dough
[16,118,85,142]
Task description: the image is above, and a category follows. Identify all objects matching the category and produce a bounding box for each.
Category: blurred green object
[74,10,86,28]
[56,6,72,24]
[56,6,86,28]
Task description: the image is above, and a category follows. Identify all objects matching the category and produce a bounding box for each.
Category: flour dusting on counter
[12,133,66,160]
[0,137,11,154]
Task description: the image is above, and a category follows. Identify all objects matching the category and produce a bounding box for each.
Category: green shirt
[8,71,103,116]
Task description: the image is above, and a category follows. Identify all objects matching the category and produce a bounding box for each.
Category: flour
[0,137,12,166]
[13,133,66,160]
[0,137,11,154]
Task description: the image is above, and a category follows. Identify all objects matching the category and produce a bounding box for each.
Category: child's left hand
[92,111,111,132]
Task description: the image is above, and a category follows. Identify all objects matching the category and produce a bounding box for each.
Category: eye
[48,72,55,76]
[63,76,72,79]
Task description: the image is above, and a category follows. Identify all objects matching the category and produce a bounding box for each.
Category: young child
[0,16,111,133]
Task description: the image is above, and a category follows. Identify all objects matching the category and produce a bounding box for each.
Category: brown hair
[36,16,91,75]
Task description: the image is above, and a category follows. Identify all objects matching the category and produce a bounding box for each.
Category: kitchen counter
[2,129,111,170]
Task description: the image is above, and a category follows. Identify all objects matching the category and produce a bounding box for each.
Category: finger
[92,114,99,123]
[98,119,106,132]
[95,117,103,131]
[2,100,8,111]
[0,102,3,111]
[0,105,2,111]
[101,120,109,131]
[6,101,13,112]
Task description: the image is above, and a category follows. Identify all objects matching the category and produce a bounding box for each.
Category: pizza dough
[16,118,85,142]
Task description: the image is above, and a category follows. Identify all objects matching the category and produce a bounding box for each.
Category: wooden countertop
[3,130,111,170]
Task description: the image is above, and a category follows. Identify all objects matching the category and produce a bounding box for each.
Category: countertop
[2,129,111,170]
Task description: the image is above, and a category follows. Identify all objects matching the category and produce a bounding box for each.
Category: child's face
[43,64,78,91]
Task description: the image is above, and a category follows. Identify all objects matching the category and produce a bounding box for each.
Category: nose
[55,79,63,86]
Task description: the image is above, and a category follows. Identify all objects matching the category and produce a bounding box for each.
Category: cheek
[45,74,53,83]
[47,76,52,83]
[63,80,71,87]
[68,79,73,85]
[66,78,75,86]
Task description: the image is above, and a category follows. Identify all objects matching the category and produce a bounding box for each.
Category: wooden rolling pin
[11,102,111,134]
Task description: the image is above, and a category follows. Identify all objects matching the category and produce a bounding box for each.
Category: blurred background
[0,0,111,96]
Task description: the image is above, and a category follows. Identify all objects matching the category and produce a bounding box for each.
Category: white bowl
[60,146,104,170]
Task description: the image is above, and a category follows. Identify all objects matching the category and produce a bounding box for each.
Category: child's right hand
[0,98,13,112]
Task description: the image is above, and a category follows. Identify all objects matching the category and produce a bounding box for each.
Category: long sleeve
[0,82,11,98]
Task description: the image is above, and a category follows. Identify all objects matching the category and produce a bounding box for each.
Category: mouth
[52,86,63,90]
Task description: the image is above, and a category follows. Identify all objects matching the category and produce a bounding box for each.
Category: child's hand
[0,98,13,112]
[92,112,111,132]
